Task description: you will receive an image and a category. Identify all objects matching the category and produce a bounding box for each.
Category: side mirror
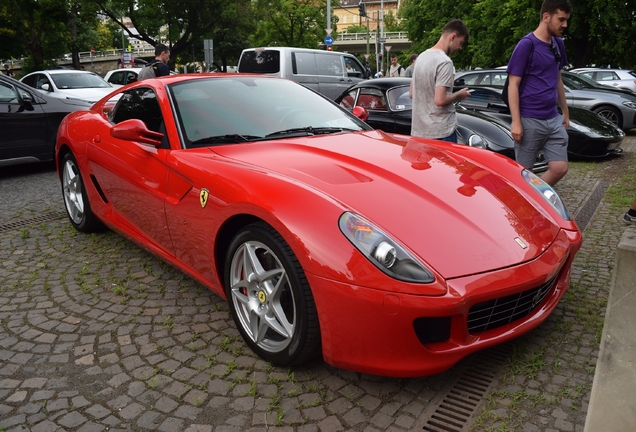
[19,92,33,104]
[110,119,164,147]
[352,106,369,122]
[40,83,51,91]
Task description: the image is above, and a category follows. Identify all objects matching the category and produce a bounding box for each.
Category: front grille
[413,317,451,344]
[467,273,559,334]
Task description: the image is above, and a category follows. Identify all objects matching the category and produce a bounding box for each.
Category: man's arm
[434,86,470,106]
[556,70,570,128]
[508,74,523,143]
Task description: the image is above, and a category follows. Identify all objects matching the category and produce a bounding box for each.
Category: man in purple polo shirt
[507,0,572,186]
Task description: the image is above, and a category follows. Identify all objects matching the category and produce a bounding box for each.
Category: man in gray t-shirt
[411,20,471,142]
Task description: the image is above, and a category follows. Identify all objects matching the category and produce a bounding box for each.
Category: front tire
[224,222,320,366]
[61,152,103,233]
[593,105,622,128]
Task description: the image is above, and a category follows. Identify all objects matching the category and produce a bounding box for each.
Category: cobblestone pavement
[1,134,634,432]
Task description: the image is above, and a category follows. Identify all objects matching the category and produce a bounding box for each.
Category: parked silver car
[570,68,636,94]
[455,69,636,130]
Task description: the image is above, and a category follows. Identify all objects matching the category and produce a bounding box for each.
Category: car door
[0,80,48,163]
[106,71,125,86]
[87,87,175,254]
[353,88,397,132]
[315,53,350,100]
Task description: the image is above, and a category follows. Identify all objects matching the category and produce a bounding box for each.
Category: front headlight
[522,170,571,220]
[623,101,636,110]
[339,212,435,283]
[468,134,487,149]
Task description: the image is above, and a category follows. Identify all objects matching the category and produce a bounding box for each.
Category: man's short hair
[155,44,170,56]
[442,19,469,44]
[541,0,572,16]
[390,53,397,59]
[409,54,418,63]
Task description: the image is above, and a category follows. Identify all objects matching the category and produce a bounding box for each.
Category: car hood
[209,131,562,279]
[55,88,114,103]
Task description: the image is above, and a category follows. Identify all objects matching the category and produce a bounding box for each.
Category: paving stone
[58,411,88,428]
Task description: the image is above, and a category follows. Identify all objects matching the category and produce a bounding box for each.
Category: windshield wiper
[264,126,354,139]
[191,134,261,146]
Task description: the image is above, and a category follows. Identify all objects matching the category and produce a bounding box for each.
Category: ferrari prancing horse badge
[200,189,209,208]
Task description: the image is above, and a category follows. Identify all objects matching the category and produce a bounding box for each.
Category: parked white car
[103,68,142,88]
[570,68,636,94]
[20,70,115,104]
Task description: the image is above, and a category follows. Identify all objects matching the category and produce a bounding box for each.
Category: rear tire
[61,152,103,233]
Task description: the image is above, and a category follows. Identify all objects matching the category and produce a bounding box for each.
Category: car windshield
[387,86,412,111]
[168,77,368,148]
[51,73,111,89]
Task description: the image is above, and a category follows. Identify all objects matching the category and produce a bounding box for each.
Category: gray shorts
[514,116,568,169]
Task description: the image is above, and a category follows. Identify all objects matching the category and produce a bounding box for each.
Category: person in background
[410,19,470,142]
[388,54,404,77]
[151,44,171,77]
[507,0,572,186]
[3,63,15,77]
[403,54,418,77]
[623,197,636,224]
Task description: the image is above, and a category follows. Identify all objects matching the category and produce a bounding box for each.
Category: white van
[238,47,370,100]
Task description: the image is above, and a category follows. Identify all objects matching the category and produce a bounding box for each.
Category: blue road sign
[324,36,334,45]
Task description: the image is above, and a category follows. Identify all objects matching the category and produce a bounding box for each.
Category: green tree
[251,0,332,48]
[95,0,255,70]
[400,0,636,70]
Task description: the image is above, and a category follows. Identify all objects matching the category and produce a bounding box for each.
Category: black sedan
[336,78,624,160]
[0,74,92,167]
[458,85,625,158]
[336,78,547,171]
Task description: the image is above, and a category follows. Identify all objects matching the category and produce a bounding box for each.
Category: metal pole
[380,0,384,73]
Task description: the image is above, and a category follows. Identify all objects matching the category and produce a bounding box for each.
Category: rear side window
[293,52,317,75]
[238,50,281,74]
[315,53,343,77]
[108,71,125,85]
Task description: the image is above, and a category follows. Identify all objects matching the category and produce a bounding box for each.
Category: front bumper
[308,228,582,377]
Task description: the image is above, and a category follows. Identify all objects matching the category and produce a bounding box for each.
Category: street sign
[90,47,95,56]
[378,37,386,43]
[324,35,334,46]
[385,45,392,52]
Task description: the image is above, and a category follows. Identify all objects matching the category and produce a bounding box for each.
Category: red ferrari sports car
[55,74,582,377]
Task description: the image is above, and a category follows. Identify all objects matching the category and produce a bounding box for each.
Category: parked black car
[0,74,92,167]
[336,78,623,161]
[454,69,636,130]
[336,78,548,172]
[457,85,625,158]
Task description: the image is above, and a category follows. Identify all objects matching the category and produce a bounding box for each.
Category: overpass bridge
[332,31,412,54]
[5,33,413,77]
[6,48,156,77]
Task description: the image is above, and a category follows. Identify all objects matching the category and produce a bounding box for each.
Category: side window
[579,72,594,80]
[126,72,138,84]
[387,87,412,111]
[315,53,343,77]
[36,75,52,90]
[111,88,164,133]
[21,75,37,88]
[339,90,358,110]
[460,74,480,85]
[492,73,507,86]
[294,52,317,75]
[344,56,364,78]
[480,74,492,85]
[597,72,615,82]
[0,82,19,103]
[108,71,124,86]
[356,88,387,111]
[460,88,500,110]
